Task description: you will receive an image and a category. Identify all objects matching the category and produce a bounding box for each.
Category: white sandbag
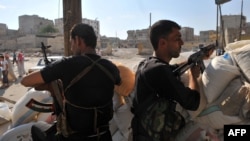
[192,78,244,130]
[175,121,222,141]
[0,121,52,141]
[214,77,246,117]
[230,44,250,83]
[195,109,242,129]
[0,103,12,125]
[112,92,133,140]
[175,121,202,141]
[11,88,52,128]
[202,54,240,103]
[0,121,11,136]
[112,129,130,141]
[113,104,133,140]
[36,112,55,124]
[224,40,250,51]
[187,77,207,119]
[217,78,245,117]
[109,118,118,136]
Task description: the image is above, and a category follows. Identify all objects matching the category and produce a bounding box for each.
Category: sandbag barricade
[0,103,11,125]
[0,121,52,141]
[202,53,241,104]
[230,44,250,83]
[111,62,135,141]
[11,88,53,128]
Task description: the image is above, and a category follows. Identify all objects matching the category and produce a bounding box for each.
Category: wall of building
[19,15,54,35]
[0,24,8,36]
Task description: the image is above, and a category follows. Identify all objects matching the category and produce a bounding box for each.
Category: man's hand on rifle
[203,47,215,60]
[189,65,201,79]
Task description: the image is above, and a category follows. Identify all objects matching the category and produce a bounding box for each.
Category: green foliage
[39,25,58,34]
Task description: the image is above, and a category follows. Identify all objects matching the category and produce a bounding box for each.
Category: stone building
[199,30,217,43]
[126,28,152,55]
[0,24,8,36]
[181,27,194,42]
[54,18,64,35]
[18,15,54,35]
[221,15,247,43]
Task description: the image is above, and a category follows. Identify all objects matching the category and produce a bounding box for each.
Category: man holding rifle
[21,23,121,141]
[131,19,214,141]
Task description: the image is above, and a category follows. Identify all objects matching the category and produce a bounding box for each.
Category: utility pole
[63,0,82,56]
[238,0,243,40]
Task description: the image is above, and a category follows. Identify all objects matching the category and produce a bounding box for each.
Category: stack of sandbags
[229,44,250,83]
[0,121,52,141]
[202,53,241,104]
[0,102,12,135]
[111,62,135,141]
[193,41,250,130]
[11,88,53,128]
[175,121,223,141]
[112,92,133,141]
[195,77,244,129]
[224,40,250,51]
[0,102,11,125]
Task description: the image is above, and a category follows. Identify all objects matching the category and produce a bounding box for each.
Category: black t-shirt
[134,56,200,111]
[40,54,121,133]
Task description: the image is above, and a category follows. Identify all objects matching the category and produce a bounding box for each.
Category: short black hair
[70,23,97,48]
[150,20,181,50]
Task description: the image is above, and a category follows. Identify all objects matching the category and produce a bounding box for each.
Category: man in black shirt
[21,23,121,141]
[131,20,202,141]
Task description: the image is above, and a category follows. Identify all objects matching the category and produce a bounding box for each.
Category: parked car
[28,56,63,73]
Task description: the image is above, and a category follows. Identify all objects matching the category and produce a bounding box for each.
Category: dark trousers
[2,70,8,84]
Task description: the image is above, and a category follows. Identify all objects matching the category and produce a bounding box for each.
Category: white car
[28,56,63,73]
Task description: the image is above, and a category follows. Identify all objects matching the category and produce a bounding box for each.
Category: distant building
[222,15,246,29]
[180,27,194,41]
[127,30,137,48]
[246,22,250,34]
[126,28,152,54]
[0,23,8,36]
[18,15,54,35]
[82,18,100,39]
[54,18,64,35]
[200,30,217,43]
[221,15,247,43]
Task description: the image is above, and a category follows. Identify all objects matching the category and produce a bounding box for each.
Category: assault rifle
[173,44,215,76]
[26,42,63,115]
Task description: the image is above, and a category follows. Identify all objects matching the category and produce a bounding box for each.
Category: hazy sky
[0,0,249,39]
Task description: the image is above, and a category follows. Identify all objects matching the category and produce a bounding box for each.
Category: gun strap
[64,56,101,93]
[50,80,64,109]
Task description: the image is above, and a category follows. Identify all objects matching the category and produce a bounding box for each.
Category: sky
[0,0,249,39]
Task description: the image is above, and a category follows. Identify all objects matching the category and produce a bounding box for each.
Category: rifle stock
[173,44,215,76]
[26,42,63,114]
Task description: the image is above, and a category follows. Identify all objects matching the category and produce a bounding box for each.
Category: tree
[39,25,58,34]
